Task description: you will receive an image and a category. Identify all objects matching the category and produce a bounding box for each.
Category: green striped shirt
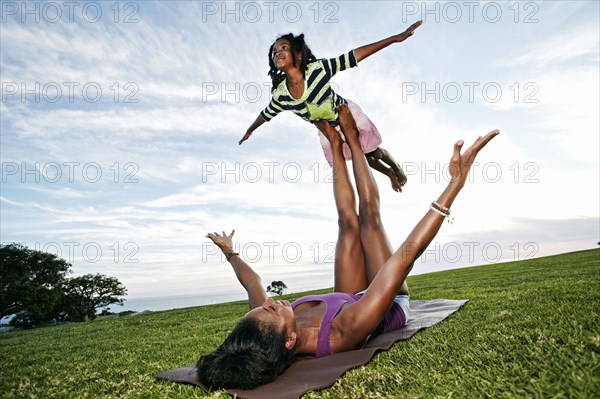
[260,50,358,125]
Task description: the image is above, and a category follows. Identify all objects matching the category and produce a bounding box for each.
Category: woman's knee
[359,198,381,226]
[338,211,360,233]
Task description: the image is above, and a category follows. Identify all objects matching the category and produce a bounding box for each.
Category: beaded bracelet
[429,204,450,217]
[430,202,454,224]
[432,201,450,214]
[225,252,239,261]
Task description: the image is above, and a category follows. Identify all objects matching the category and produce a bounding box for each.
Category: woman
[198,104,499,389]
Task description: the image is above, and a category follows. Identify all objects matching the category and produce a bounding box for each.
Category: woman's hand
[393,20,423,43]
[206,230,235,253]
[206,230,268,309]
[449,129,500,188]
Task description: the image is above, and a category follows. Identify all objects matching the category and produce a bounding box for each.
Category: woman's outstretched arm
[353,20,422,63]
[206,230,268,309]
[338,129,500,348]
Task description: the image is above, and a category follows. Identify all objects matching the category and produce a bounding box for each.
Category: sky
[1,1,598,301]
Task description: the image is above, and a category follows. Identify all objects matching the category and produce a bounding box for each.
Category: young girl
[239,21,423,192]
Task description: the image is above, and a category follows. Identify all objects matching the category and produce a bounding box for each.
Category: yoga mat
[156,299,468,399]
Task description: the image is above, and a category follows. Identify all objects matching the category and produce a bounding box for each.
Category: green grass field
[1,249,598,398]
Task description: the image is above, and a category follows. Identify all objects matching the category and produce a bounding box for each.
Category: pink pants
[317,99,383,165]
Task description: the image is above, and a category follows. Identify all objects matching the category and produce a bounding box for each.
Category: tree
[0,243,70,321]
[61,274,127,321]
[266,280,287,296]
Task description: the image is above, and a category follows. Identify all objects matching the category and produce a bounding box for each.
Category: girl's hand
[206,230,235,253]
[394,20,423,43]
[239,131,252,145]
[449,130,500,188]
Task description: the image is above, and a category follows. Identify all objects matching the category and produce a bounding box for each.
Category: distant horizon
[116,246,599,310]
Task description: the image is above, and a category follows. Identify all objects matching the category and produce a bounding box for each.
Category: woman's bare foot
[314,119,342,147]
[337,104,360,143]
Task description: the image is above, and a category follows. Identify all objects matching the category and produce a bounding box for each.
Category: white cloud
[6,105,251,137]
[509,21,599,68]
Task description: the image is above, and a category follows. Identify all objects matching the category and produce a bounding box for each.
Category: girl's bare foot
[386,168,403,192]
[390,162,407,188]
[366,155,403,192]
[371,147,408,188]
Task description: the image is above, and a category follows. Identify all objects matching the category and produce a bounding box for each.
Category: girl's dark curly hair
[196,317,295,389]
[268,33,317,92]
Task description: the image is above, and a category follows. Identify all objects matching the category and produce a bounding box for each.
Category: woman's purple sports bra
[291,292,406,357]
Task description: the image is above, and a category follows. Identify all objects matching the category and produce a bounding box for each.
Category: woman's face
[271,39,297,70]
[245,297,295,333]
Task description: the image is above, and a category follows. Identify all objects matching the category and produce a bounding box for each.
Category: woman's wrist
[447,176,465,193]
[220,246,234,254]
[437,183,461,209]
[221,246,239,261]
[225,251,239,261]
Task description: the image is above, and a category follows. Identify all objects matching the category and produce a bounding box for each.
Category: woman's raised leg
[314,120,367,293]
[336,106,408,294]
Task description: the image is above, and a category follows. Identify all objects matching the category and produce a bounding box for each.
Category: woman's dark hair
[196,317,295,389]
[268,33,317,92]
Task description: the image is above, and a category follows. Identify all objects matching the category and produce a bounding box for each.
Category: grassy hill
[1,249,598,398]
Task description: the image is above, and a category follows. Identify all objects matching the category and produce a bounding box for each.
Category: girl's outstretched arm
[337,129,500,349]
[206,230,268,309]
[239,115,266,145]
[354,20,423,63]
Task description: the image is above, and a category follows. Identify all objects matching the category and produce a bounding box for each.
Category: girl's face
[271,39,298,71]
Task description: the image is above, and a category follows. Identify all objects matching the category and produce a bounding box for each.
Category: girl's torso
[261,52,358,124]
[286,78,305,100]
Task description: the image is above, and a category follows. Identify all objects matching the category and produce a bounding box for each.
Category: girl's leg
[337,106,408,294]
[366,154,403,192]
[367,147,408,190]
[343,100,405,192]
[314,121,367,293]
[376,147,408,187]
